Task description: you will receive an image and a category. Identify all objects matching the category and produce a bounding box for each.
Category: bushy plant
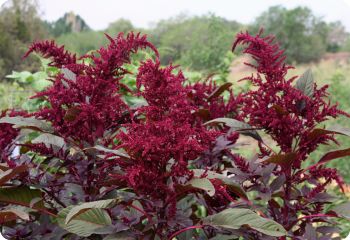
[251,6,331,64]
[5,58,57,112]
[0,31,350,240]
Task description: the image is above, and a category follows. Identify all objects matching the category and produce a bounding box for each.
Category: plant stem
[168,225,205,240]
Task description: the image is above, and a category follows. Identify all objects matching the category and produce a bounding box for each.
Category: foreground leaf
[90,145,130,159]
[208,82,232,100]
[328,125,350,137]
[295,69,314,98]
[0,186,44,210]
[185,178,215,197]
[264,153,297,169]
[0,208,30,224]
[66,199,117,224]
[203,208,286,237]
[318,148,350,166]
[58,206,112,237]
[32,133,65,149]
[307,126,350,141]
[331,202,350,220]
[205,118,262,141]
[192,169,247,199]
[0,165,28,186]
[0,116,52,132]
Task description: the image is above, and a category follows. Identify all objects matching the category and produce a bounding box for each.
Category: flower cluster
[26,33,158,145]
[229,30,349,238]
[233,30,348,160]
[116,60,220,222]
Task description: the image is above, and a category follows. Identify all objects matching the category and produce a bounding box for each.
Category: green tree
[0,0,47,79]
[252,6,329,63]
[56,31,108,55]
[105,18,135,36]
[326,21,348,52]
[149,14,241,71]
[57,19,135,55]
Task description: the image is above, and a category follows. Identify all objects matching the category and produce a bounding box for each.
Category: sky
[2,0,348,31]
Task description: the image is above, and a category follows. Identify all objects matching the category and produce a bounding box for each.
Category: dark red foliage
[0,30,349,240]
[187,80,241,120]
[27,33,158,145]
[116,60,220,222]
[24,40,77,67]
[233,30,347,157]
[0,111,19,154]
[0,110,27,165]
[229,30,349,239]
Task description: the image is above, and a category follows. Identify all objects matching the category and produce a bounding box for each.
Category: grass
[0,81,32,110]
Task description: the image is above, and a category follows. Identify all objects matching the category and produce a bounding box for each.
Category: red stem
[168,225,205,240]
[128,203,153,224]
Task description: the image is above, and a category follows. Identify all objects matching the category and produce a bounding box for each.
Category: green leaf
[65,199,116,224]
[185,177,215,197]
[31,73,51,91]
[203,208,286,237]
[6,71,33,83]
[205,118,262,141]
[32,133,65,149]
[58,206,112,237]
[0,116,52,132]
[331,202,350,220]
[295,69,314,98]
[0,186,44,210]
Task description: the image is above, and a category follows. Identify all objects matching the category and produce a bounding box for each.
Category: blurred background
[0,0,350,186]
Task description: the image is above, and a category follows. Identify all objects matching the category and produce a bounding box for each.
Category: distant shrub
[150,14,241,71]
[251,6,343,64]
